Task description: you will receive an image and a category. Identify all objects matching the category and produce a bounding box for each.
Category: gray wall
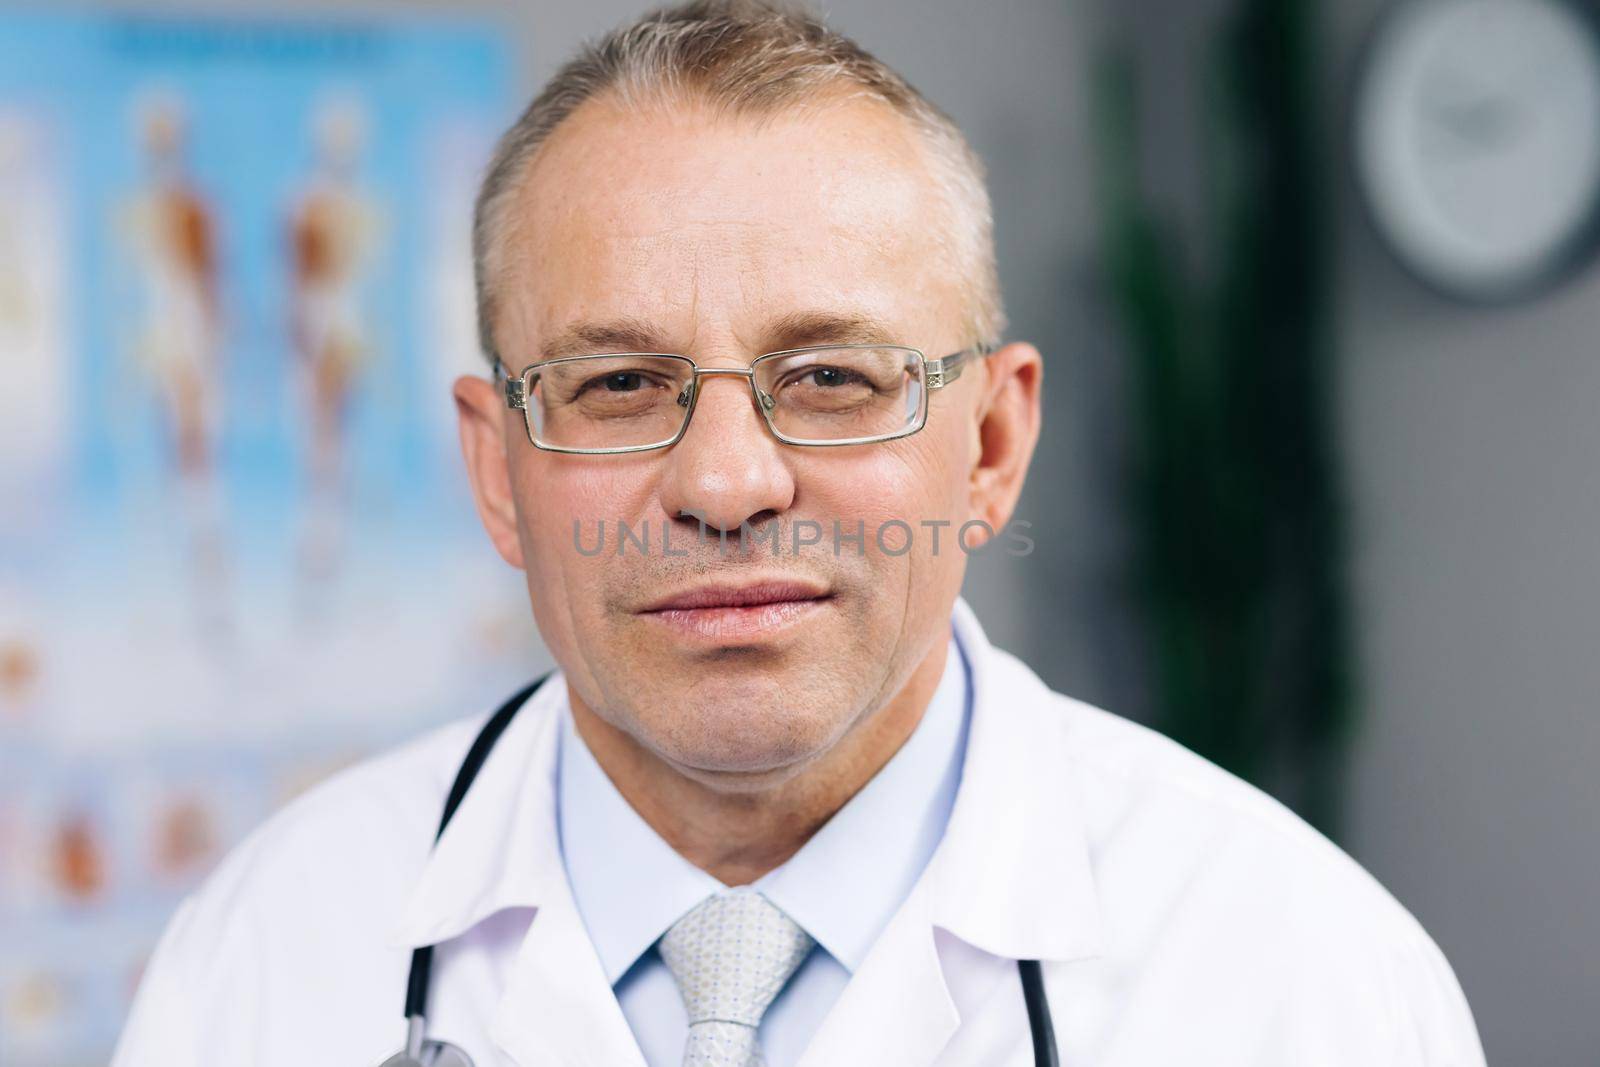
[1329,2,1600,1061]
[89,0,1599,1060]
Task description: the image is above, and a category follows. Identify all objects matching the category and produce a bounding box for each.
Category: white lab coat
[112,598,1485,1066]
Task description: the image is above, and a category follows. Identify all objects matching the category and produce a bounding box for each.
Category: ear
[967,341,1043,537]
[454,372,527,570]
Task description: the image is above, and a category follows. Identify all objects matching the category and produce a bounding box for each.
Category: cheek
[797,428,968,532]
[521,453,660,539]
[794,435,970,629]
[513,455,662,622]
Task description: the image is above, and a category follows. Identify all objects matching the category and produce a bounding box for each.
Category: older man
[113,2,1483,1065]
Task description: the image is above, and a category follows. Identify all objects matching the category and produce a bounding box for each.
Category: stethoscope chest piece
[378,1041,473,1067]
[379,1015,475,1067]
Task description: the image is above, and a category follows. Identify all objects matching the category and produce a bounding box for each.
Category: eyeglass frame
[492,341,993,454]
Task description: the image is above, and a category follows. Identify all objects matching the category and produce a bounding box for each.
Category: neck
[569,638,949,886]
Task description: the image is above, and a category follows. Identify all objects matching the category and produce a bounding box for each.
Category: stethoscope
[381,676,1061,1067]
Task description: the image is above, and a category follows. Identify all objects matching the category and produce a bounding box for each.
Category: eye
[570,370,660,397]
[597,372,644,392]
[800,366,867,388]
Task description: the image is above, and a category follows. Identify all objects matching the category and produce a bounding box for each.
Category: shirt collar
[753,631,969,972]
[556,701,723,983]
[558,629,971,983]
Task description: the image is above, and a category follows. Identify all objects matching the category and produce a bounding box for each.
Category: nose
[657,370,796,536]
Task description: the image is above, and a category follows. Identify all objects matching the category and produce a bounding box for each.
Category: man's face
[465,94,1019,783]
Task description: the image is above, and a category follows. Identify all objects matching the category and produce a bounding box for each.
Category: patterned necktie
[658,890,816,1067]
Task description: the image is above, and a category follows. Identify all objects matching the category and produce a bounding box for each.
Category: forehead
[493,93,961,357]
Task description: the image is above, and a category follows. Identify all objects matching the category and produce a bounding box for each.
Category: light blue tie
[658,890,815,1067]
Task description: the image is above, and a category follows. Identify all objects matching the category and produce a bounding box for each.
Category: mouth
[638,580,833,642]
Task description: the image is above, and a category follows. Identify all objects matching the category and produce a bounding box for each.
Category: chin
[646,691,847,779]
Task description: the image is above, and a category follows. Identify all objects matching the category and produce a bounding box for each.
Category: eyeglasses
[494,342,991,454]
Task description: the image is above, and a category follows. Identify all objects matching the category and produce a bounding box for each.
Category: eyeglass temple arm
[926,341,994,391]
[494,359,528,410]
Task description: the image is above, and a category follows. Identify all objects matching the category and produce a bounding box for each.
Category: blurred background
[0,0,1595,1063]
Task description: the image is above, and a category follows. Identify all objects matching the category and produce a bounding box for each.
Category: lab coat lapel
[797,600,1106,1067]
[394,684,564,950]
[391,678,646,1067]
[490,884,647,1067]
[930,598,1105,963]
[469,694,645,1067]
[474,689,644,1067]
[795,881,960,1067]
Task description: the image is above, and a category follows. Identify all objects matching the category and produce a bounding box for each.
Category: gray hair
[471,0,1006,364]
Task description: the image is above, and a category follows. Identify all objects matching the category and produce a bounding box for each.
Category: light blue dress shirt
[556,628,972,1067]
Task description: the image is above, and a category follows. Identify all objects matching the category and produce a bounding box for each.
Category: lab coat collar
[928,597,1107,963]
[391,677,568,950]
[392,676,650,1066]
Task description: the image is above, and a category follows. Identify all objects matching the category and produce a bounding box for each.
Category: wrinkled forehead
[488,94,965,360]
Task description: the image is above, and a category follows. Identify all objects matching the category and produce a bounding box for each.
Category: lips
[638,580,832,642]
[641,580,830,613]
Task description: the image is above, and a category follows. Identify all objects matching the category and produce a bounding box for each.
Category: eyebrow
[762,310,901,351]
[537,309,902,361]
[539,316,665,360]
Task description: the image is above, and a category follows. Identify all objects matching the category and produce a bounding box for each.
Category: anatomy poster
[0,14,542,1063]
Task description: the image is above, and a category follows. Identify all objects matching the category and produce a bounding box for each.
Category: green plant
[1095,0,1354,836]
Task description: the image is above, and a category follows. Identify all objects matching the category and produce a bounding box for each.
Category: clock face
[1354,0,1600,300]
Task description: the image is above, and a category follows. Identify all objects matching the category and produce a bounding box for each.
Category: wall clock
[1354,0,1600,301]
